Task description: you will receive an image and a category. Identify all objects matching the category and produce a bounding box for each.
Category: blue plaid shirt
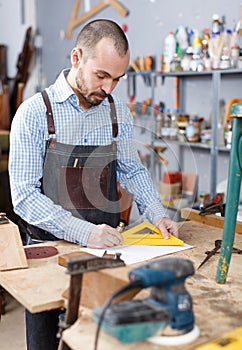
[9,70,167,246]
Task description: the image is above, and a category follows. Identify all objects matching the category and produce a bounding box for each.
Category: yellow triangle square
[122,221,184,246]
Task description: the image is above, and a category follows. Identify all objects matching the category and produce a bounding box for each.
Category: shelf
[155,139,231,153]
[159,68,242,78]
[126,69,241,196]
[126,68,242,78]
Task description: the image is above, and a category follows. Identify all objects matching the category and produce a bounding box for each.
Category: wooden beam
[65,0,129,39]
[66,1,108,39]
[65,0,82,39]
[181,207,242,234]
[109,0,129,16]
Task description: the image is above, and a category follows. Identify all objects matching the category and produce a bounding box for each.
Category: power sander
[93,257,199,347]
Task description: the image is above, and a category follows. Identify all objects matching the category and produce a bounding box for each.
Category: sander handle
[129,266,176,288]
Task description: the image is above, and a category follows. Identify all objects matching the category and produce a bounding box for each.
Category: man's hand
[87,224,123,248]
[155,217,179,239]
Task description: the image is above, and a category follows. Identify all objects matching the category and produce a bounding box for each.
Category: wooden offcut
[0,221,28,271]
[181,207,242,234]
[59,251,136,309]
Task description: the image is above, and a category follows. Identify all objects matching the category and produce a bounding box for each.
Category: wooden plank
[58,251,92,267]
[181,207,242,234]
[0,221,28,271]
[59,251,136,309]
[0,240,77,313]
[0,240,129,312]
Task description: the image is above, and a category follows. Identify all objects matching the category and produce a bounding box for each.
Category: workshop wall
[36,0,242,195]
[1,0,242,195]
[0,0,37,97]
[35,1,242,109]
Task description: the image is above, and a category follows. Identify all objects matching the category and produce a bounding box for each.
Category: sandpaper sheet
[121,221,184,246]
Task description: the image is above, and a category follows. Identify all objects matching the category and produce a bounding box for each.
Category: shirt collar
[53,69,75,103]
[53,69,109,107]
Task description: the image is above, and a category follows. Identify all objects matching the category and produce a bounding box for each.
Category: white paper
[80,244,193,265]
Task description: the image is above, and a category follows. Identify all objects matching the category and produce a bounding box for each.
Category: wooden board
[181,207,242,234]
[59,251,135,309]
[0,240,78,313]
[0,221,28,271]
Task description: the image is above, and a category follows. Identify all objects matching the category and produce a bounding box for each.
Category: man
[9,20,178,349]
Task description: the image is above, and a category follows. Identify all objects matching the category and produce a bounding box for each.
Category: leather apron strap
[42,91,118,140]
[41,90,55,136]
[107,94,118,138]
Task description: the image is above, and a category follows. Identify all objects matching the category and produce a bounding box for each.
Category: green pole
[216,104,242,283]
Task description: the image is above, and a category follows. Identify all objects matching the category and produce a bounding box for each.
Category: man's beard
[75,72,107,107]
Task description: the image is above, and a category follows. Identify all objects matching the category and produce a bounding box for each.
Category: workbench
[1,220,242,349]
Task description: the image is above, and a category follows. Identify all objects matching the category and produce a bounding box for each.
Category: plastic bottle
[222,29,232,56]
[155,112,162,138]
[224,120,232,149]
[230,45,240,68]
[212,14,220,35]
[162,32,176,72]
[192,192,205,210]
[161,108,171,139]
[155,102,165,138]
[192,29,202,55]
[220,29,232,69]
[175,25,189,53]
[170,108,179,140]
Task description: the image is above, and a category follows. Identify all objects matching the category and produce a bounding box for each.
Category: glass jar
[230,46,240,68]
[170,54,182,72]
[185,118,201,142]
[181,52,193,71]
[190,54,205,72]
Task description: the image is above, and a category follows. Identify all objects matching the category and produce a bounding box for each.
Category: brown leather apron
[27,91,120,241]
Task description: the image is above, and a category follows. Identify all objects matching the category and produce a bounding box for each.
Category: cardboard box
[163,171,182,184]
[159,181,181,196]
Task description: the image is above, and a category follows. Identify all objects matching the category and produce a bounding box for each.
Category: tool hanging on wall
[65,0,129,39]
[9,27,35,119]
[127,72,136,102]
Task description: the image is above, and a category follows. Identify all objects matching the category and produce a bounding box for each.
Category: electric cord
[93,280,142,350]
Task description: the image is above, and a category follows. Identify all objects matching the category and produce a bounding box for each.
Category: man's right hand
[87,224,123,248]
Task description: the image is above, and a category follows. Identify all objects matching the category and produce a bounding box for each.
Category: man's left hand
[155,217,179,239]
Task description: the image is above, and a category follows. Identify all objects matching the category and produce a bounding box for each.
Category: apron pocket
[59,165,109,210]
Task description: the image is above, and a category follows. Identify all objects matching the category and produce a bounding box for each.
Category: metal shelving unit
[126,68,242,196]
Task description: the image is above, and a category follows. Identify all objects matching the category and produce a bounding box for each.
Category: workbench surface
[62,221,242,350]
[0,239,81,313]
[1,220,242,349]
